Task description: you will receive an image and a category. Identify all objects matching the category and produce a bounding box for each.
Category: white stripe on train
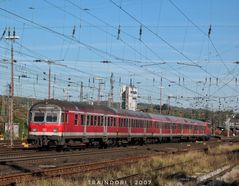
[29,132,206,137]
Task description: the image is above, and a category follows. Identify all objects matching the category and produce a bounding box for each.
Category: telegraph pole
[108,73,114,107]
[167,96,177,115]
[80,81,83,102]
[160,76,163,114]
[34,59,63,99]
[5,27,19,147]
[95,77,103,105]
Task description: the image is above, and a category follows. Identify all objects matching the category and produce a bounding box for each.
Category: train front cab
[27,103,65,147]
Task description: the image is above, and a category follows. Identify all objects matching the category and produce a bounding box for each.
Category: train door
[128,118,131,135]
[143,119,146,136]
[159,121,161,135]
[127,117,131,137]
[82,113,88,137]
[104,115,107,137]
[62,112,69,134]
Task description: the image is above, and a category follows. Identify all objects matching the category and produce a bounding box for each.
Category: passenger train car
[27,99,211,148]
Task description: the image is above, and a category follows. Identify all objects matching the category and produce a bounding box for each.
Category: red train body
[27,99,211,148]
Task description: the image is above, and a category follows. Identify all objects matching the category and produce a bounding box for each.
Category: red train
[27,99,211,148]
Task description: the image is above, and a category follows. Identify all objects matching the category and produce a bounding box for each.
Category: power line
[109,0,239,97]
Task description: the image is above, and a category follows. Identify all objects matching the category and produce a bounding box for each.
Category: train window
[94,116,97,126]
[111,117,114,126]
[124,118,127,127]
[86,115,90,125]
[98,116,101,126]
[109,117,112,126]
[101,116,104,126]
[74,114,78,126]
[113,118,116,126]
[46,113,58,123]
[91,115,94,126]
[65,114,68,124]
[105,117,108,126]
[34,112,45,122]
[29,112,32,122]
[81,115,85,125]
[112,117,115,127]
[120,118,122,127]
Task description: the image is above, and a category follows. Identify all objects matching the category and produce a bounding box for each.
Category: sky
[0,0,239,111]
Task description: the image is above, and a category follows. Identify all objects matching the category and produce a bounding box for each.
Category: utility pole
[53,74,56,99]
[108,73,114,107]
[167,96,176,115]
[5,27,19,147]
[80,81,83,102]
[160,76,163,114]
[95,77,103,105]
[33,59,63,99]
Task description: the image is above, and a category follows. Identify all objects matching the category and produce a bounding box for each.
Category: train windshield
[46,113,58,123]
[32,112,59,123]
[34,112,45,122]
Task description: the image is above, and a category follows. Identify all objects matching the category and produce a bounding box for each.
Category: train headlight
[53,128,58,133]
[32,128,37,132]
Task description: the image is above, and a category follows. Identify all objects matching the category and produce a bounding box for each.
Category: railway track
[0,139,220,163]
[196,161,239,185]
[0,153,155,186]
[112,149,239,186]
[0,140,237,185]
[0,147,144,164]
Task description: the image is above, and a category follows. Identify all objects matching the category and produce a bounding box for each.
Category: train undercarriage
[27,134,210,150]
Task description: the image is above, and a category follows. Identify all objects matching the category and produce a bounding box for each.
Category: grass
[19,143,239,186]
[208,143,239,154]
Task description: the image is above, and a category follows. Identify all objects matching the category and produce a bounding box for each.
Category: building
[121,85,137,111]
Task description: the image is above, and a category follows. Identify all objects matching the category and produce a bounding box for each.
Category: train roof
[149,113,205,125]
[30,99,205,124]
[116,108,151,119]
[30,99,117,115]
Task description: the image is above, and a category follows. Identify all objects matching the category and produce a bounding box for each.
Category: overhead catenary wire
[109,0,239,98]
[0,5,204,99]
[0,2,238,110]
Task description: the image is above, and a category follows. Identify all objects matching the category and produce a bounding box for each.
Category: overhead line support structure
[5,27,19,147]
[33,59,63,99]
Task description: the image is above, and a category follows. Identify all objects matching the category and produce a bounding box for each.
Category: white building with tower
[121,85,137,111]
